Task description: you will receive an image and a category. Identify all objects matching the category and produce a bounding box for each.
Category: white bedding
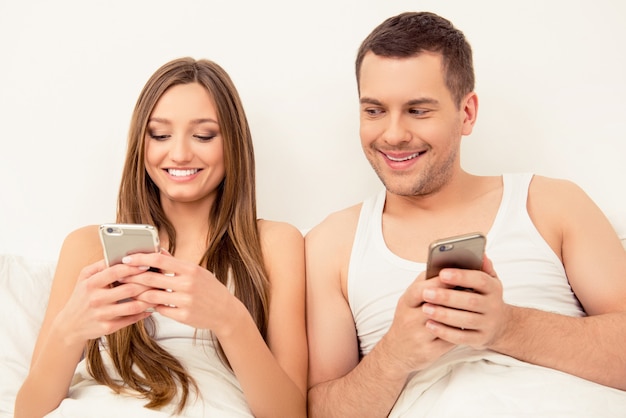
[390,346,626,417]
[0,255,54,417]
[2,235,626,417]
[46,340,252,417]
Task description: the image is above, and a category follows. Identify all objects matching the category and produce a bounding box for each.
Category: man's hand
[378,272,457,377]
[420,256,512,349]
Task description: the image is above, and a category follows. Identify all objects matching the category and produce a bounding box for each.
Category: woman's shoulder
[256,220,305,282]
[62,224,101,247]
[257,219,304,246]
[58,224,103,266]
[48,225,104,297]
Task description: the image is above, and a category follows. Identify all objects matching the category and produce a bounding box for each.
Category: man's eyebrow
[359,97,440,106]
[359,97,382,106]
[407,98,439,106]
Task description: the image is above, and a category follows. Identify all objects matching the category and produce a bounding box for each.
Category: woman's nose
[169,136,193,163]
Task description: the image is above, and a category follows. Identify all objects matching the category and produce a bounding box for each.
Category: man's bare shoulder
[528,175,593,215]
[305,203,363,248]
[530,175,584,196]
[527,175,609,253]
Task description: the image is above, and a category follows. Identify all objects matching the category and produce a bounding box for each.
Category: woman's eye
[194,134,216,141]
[149,133,169,141]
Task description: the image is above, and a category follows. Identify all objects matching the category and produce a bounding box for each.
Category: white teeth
[386,152,422,162]
[168,168,199,177]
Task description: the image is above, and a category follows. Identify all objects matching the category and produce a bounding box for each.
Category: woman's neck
[160,198,214,263]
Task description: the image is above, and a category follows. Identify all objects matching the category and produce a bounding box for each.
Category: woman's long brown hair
[85,57,270,413]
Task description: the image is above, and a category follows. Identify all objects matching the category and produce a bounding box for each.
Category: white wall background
[1,0,625,261]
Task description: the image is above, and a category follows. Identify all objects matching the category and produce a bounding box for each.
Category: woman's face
[144,82,226,208]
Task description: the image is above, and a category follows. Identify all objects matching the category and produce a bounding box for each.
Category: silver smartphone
[99,223,160,267]
[425,232,486,279]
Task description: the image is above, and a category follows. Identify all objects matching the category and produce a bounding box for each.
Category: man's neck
[384,171,480,216]
[380,173,502,262]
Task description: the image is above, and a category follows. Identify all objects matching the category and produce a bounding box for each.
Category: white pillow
[616,226,626,250]
[609,213,626,249]
[0,255,55,417]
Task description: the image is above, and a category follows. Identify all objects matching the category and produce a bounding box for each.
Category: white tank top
[347,173,584,356]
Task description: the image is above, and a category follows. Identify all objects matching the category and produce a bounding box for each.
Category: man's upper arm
[530,177,626,315]
[561,185,626,315]
[305,212,361,388]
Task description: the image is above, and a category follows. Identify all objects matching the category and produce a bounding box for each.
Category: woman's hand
[53,260,158,344]
[118,252,241,334]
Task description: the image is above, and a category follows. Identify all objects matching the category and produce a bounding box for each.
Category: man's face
[358,51,474,197]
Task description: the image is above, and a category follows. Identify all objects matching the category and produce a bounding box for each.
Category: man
[306,11,626,417]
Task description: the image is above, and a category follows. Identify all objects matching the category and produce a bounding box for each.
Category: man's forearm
[492,306,626,390]
[308,344,409,418]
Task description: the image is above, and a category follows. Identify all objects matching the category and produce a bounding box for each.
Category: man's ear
[460,92,478,136]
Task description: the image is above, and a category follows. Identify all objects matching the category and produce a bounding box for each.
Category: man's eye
[409,109,429,116]
[364,108,384,116]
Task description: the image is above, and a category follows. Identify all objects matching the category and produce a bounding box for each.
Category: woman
[15,57,307,417]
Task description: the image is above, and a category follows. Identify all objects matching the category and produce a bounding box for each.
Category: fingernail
[422,304,435,314]
[122,256,131,264]
[423,288,436,300]
[439,270,453,281]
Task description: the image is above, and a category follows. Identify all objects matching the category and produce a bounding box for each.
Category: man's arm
[504,177,626,388]
[306,208,454,417]
[421,177,626,389]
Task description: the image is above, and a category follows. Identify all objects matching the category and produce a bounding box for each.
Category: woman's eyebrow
[190,118,218,124]
[148,117,218,124]
[148,117,171,124]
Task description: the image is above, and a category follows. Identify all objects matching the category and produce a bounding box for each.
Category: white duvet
[390,346,626,417]
[46,340,253,417]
